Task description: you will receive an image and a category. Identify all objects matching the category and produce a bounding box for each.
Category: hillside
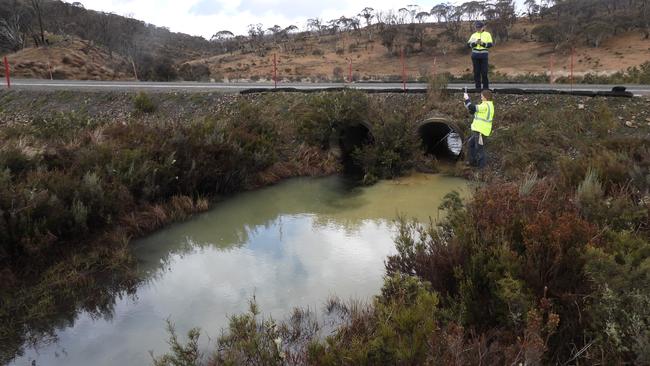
[1,0,649,82]
[3,37,131,80]
[0,0,215,81]
[202,22,650,83]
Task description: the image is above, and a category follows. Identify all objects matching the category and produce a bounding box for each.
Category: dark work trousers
[467,131,487,168]
[472,57,489,90]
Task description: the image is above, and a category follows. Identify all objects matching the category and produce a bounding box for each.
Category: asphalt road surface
[5,79,650,96]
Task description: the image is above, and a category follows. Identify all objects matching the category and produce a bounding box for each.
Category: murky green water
[12,174,468,366]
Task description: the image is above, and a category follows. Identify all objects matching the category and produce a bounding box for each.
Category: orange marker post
[273,54,277,89]
[570,48,575,91]
[348,59,352,83]
[401,48,406,91]
[3,56,10,88]
[549,54,555,84]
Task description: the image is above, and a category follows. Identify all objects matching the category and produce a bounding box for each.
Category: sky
[71,0,523,39]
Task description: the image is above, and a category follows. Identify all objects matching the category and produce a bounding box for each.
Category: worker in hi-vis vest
[467,21,493,90]
[464,89,494,168]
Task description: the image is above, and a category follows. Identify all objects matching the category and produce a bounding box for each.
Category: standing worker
[464,89,494,168]
[467,21,493,90]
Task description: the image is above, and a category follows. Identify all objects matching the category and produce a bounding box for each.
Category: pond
[12,174,469,366]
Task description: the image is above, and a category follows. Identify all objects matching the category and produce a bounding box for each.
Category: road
[4,79,650,96]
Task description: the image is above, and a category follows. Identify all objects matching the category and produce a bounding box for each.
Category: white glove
[463,92,469,100]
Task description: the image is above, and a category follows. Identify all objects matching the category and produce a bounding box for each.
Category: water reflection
[11,174,468,366]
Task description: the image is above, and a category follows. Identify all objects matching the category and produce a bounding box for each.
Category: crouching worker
[463,89,494,168]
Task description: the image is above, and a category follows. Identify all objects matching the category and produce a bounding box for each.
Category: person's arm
[480,33,494,49]
[464,95,478,114]
[467,34,477,48]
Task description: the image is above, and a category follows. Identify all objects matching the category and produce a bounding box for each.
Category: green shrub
[133,92,157,114]
[584,231,650,363]
[296,91,369,149]
[352,115,422,180]
[151,320,202,366]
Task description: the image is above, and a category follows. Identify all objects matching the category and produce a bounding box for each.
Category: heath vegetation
[1,88,649,364]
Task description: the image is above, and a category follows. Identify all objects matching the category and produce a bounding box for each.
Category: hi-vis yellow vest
[468,31,493,52]
[471,101,494,136]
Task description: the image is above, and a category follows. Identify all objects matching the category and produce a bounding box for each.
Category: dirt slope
[203,22,650,82]
[2,21,649,82]
[1,38,131,80]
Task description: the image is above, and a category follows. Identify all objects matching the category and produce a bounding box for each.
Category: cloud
[73,0,524,39]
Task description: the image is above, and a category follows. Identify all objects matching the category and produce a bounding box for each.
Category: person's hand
[478,41,485,47]
[463,92,469,100]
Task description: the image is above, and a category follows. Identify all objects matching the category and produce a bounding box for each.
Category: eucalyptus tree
[430,3,453,23]
[524,0,540,20]
[358,7,374,27]
[415,11,430,24]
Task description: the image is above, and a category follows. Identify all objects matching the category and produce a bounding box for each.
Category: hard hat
[475,21,485,29]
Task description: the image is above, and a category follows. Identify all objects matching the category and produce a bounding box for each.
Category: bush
[133,92,156,114]
[151,321,202,366]
[531,24,561,43]
[332,66,344,81]
[177,63,210,81]
[352,114,422,180]
[296,91,369,149]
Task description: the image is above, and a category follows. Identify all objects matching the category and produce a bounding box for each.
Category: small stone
[578,104,585,110]
[646,117,650,122]
[618,116,624,120]
[624,121,635,128]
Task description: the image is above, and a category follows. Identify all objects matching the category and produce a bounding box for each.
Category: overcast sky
[72,0,522,39]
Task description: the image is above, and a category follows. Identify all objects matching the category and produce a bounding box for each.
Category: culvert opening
[418,121,463,160]
[338,123,373,175]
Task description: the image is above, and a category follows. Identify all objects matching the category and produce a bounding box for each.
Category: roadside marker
[432,57,437,79]
[348,58,352,83]
[3,56,9,88]
[549,54,555,84]
[401,48,406,91]
[570,48,575,91]
[273,54,277,89]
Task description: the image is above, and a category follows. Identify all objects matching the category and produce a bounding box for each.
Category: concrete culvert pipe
[418,118,464,160]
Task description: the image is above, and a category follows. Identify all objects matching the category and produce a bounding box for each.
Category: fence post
[432,57,437,79]
[549,54,555,84]
[401,48,406,91]
[570,48,575,91]
[348,59,352,83]
[3,56,9,88]
[273,53,277,89]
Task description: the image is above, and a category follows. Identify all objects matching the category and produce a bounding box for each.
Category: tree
[307,18,322,33]
[460,1,484,21]
[211,30,234,42]
[415,12,430,24]
[0,14,25,51]
[397,8,409,24]
[380,26,398,53]
[29,0,45,46]
[524,0,540,21]
[284,25,298,33]
[407,5,420,23]
[358,7,374,27]
[584,21,614,47]
[484,0,517,42]
[430,3,453,23]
